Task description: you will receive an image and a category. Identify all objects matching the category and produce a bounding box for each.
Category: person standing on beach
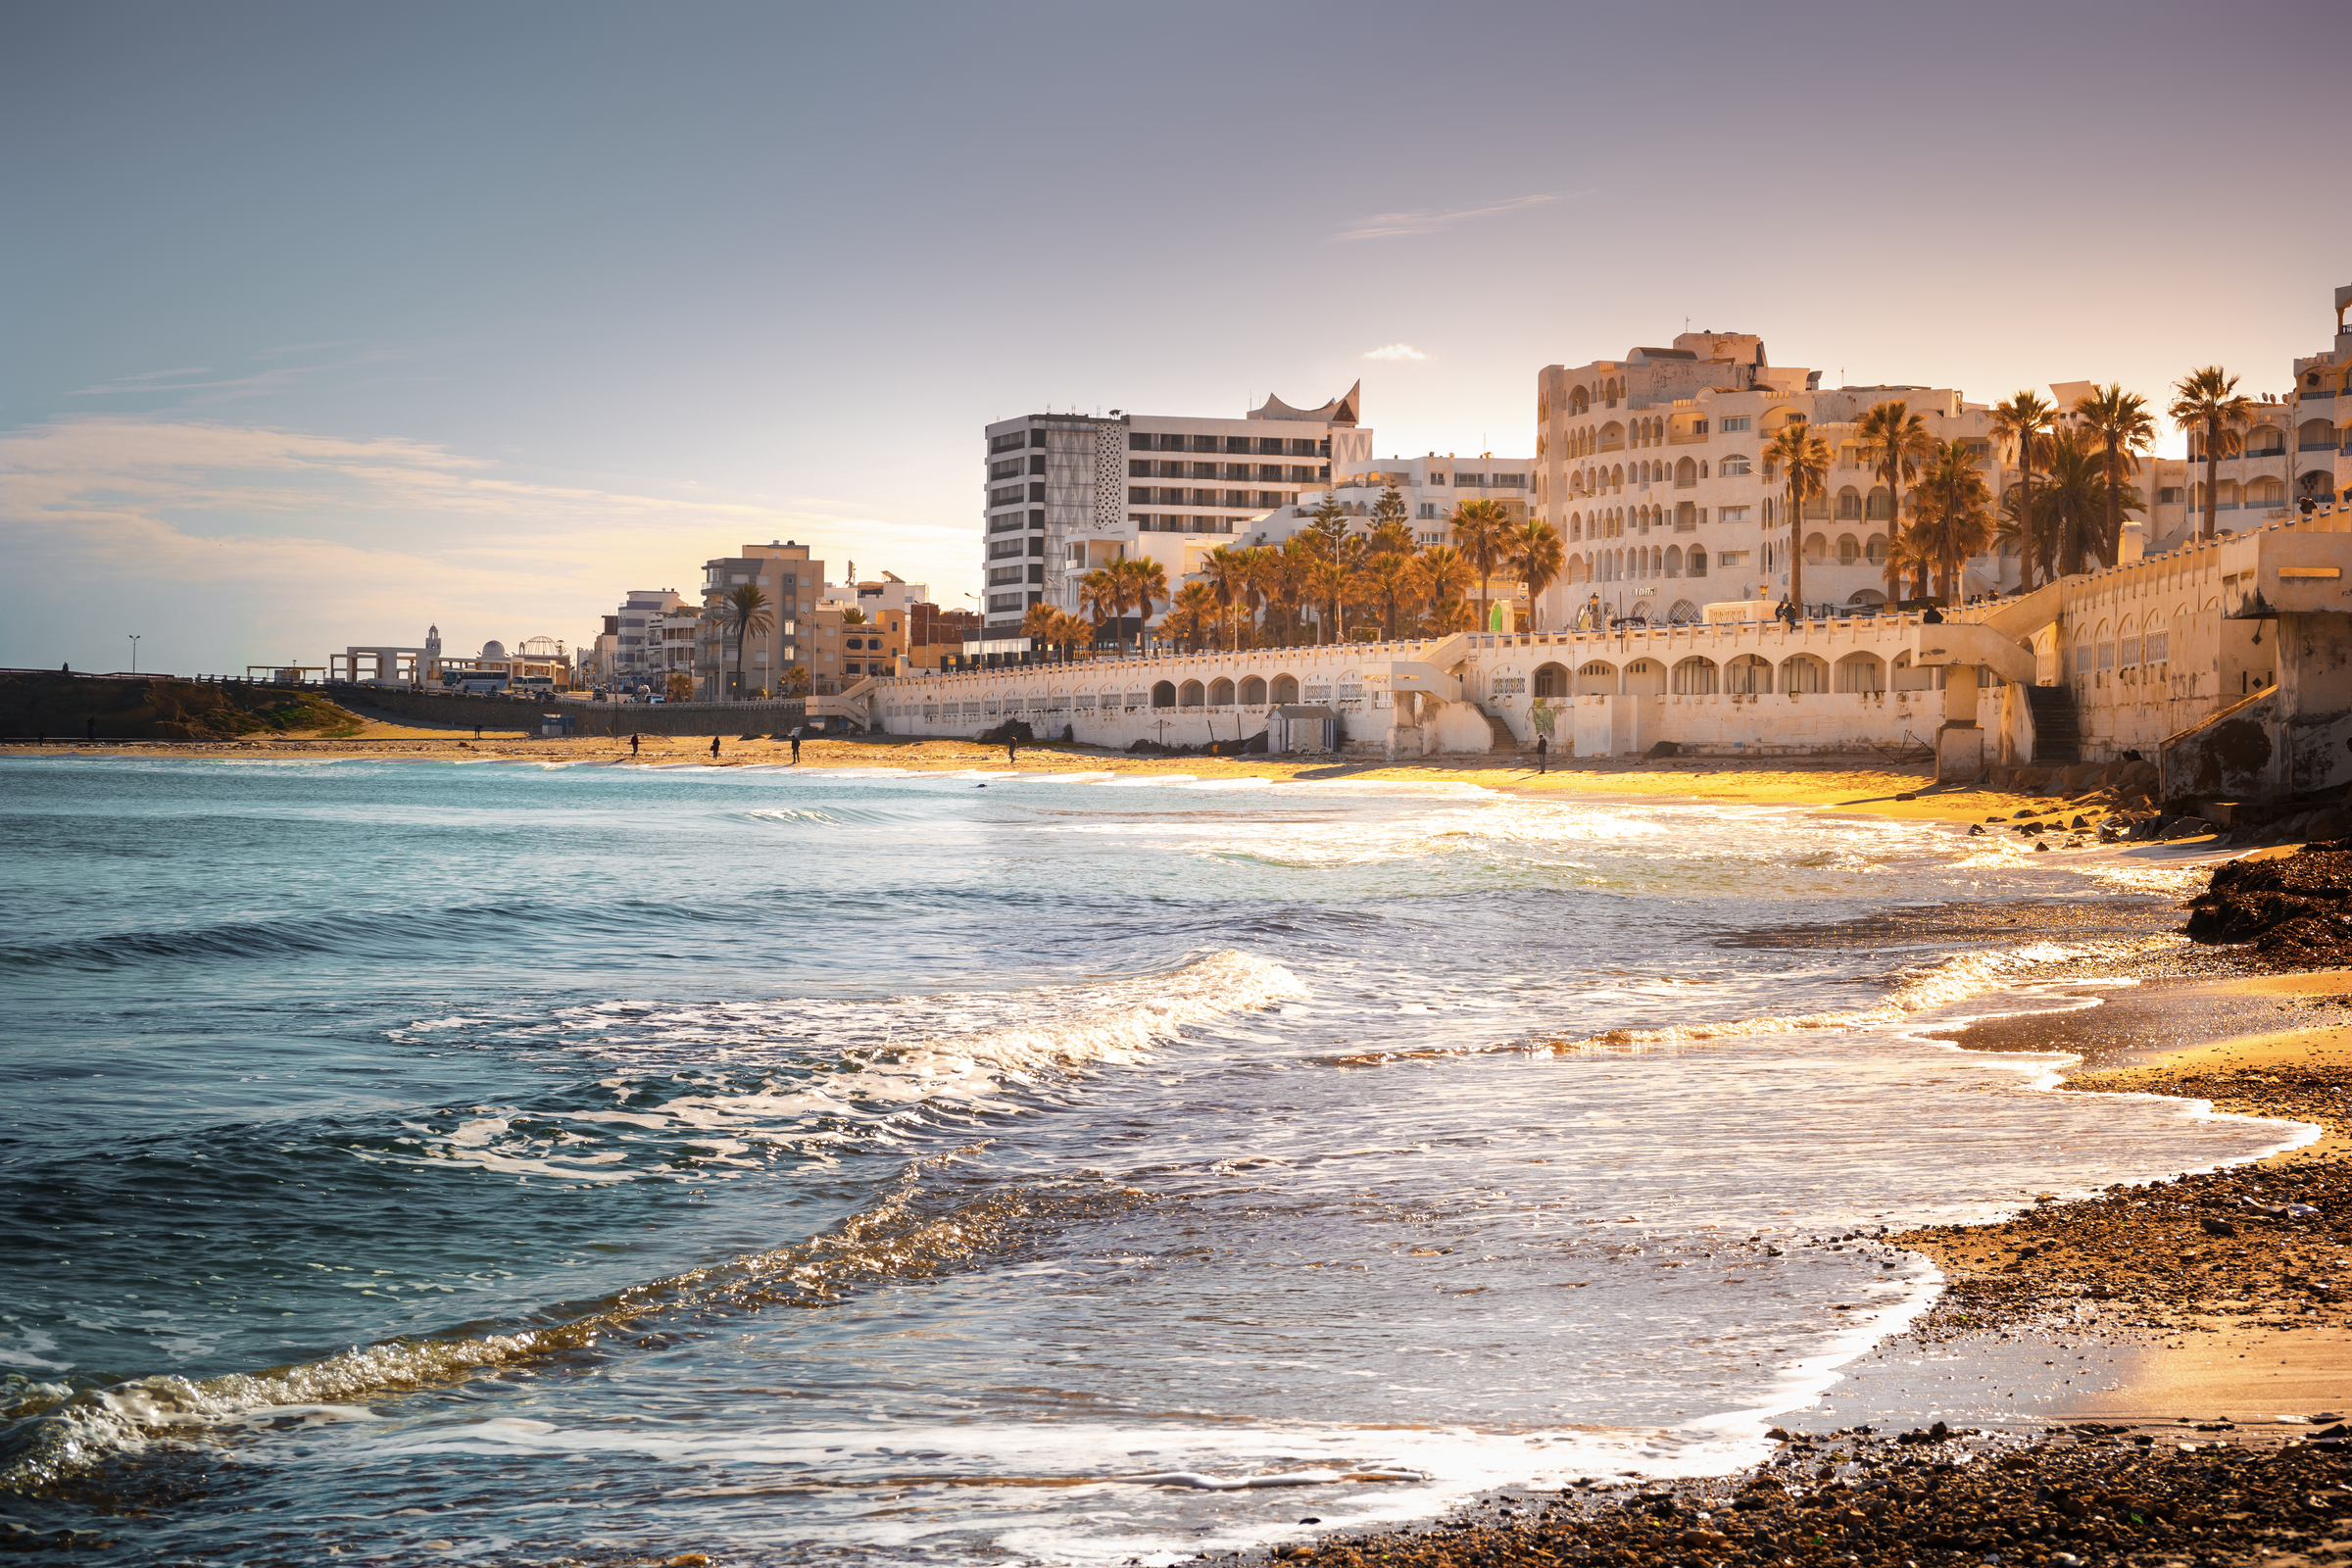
[788,725,803,764]
[629,732,639,756]
[1006,735,1018,767]
[710,735,721,760]
[1535,733,1547,775]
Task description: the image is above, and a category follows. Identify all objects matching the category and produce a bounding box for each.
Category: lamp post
[127,635,140,673]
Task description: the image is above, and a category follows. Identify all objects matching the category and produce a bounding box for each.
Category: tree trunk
[2104,435,2123,562]
[1787,484,1804,616]
[2203,418,2219,541]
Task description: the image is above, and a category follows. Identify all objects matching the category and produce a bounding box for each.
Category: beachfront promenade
[858,509,2352,795]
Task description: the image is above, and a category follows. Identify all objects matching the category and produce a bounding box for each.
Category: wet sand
[0,723,2072,828]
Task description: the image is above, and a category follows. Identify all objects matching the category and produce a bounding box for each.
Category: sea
[0,756,2307,1564]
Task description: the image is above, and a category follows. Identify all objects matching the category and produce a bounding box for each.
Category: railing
[2301,441,2340,451]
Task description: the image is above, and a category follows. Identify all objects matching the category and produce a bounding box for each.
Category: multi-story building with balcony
[976,385,1356,634]
[2171,290,2352,548]
[695,541,826,700]
[606,588,685,691]
[1529,331,2183,628]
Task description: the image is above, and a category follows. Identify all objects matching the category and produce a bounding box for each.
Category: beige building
[1530,331,2180,628]
[696,541,827,700]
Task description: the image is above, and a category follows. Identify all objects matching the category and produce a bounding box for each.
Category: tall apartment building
[695,541,827,700]
[976,384,1357,634]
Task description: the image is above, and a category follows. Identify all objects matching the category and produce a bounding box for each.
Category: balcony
[2301,441,2339,452]
[1668,431,1709,445]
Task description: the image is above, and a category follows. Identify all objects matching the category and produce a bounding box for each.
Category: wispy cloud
[0,416,945,668]
[1332,193,1558,242]
[1363,343,1426,361]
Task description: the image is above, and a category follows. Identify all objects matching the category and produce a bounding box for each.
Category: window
[1720,455,1751,476]
[1691,420,1708,435]
[1718,416,1751,432]
[1719,505,1750,523]
[992,432,1027,454]
[993,459,1024,479]
[2158,487,2183,504]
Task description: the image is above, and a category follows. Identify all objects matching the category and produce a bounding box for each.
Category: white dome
[480,639,508,660]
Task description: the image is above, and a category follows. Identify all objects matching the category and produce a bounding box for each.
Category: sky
[5,0,2346,676]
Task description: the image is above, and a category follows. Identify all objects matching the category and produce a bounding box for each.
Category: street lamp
[127,635,140,673]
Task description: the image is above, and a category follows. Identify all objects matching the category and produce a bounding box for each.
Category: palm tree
[1906,439,1995,604]
[1078,565,1122,641]
[1305,552,1359,644]
[1122,555,1168,650]
[1200,544,1250,650]
[1358,550,1417,640]
[720,583,772,699]
[1763,423,1833,614]
[1408,545,1475,633]
[1856,400,1937,603]
[1990,391,2056,567]
[1993,483,2054,590]
[1165,582,1219,652]
[2169,366,2254,541]
[2073,383,2157,562]
[1511,518,1565,630]
[1447,498,1515,632]
[2034,430,2130,578]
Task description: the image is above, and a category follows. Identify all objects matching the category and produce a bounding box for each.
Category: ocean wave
[0,1150,1150,1494]
[370,952,1306,1184]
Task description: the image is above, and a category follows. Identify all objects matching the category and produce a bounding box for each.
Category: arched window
[1672,656,1720,694]
[1575,660,1619,695]
[1865,532,1889,564]
[1152,681,1177,709]
[1675,457,1697,487]
[1666,598,1700,623]
[1665,545,1684,577]
[1570,512,1583,540]
[1623,659,1666,695]
[1781,655,1829,693]
[1836,534,1861,565]
[1725,654,1773,694]
[1865,486,1892,520]
[1835,652,1886,692]
[1611,464,1625,489]
[1687,548,1707,578]
[1208,677,1235,707]
[1803,532,1829,564]
[1270,673,1299,704]
[1240,675,1267,706]
[1178,679,1204,707]
[1600,421,1626,451]
[1721,454,1752,477]
[1836,487,1863,520]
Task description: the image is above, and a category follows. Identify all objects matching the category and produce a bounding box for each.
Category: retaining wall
[331,684,809,737]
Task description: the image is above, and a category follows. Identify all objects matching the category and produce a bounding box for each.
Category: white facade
[978,386,1355,633]
[1276,449,1535,546]
[610,589,685,687]
[1531,333,2180,629]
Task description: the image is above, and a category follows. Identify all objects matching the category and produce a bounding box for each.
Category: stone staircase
[1482,709,1521,752]
[2024,684,2082,763]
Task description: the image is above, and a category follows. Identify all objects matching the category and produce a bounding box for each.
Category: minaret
[424,624,441,680]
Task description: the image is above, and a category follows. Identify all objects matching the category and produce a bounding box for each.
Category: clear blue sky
[4,0,2344,674]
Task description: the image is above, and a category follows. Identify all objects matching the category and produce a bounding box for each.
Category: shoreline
[0,727,2139,831]
[1245,873,2352,1568]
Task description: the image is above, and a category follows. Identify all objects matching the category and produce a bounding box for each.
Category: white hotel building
[976,385,1356,635]
[1528,330,2195,629]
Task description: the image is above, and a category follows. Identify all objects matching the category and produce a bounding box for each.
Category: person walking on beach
[1534,733,1547,775]
[710,735,721,760]
[1006,734,1018,767]
[629,732,639,756]
[788,725,803,764]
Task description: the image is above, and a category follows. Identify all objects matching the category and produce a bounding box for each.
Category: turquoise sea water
[0,758,2298,1563]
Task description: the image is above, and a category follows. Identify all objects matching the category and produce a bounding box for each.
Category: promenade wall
[331,684,808,737]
